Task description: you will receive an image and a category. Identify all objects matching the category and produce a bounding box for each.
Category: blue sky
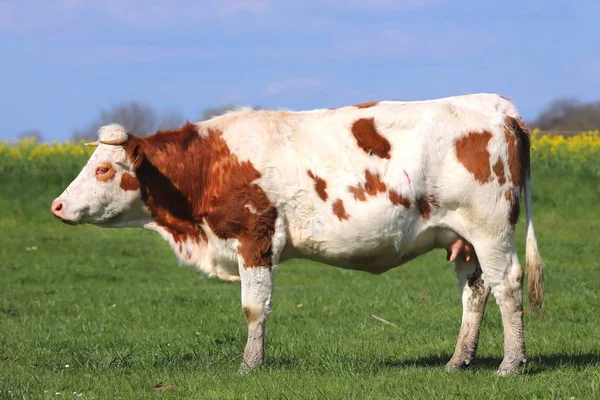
[1,0,598,141]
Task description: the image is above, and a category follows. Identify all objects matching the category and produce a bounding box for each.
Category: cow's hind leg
[471,238,526,375]
[446,257,491,371]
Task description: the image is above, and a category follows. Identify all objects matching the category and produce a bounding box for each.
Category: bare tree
[157,110,185,131]
[72,102,182,141]
[18,129,44,143]
[534,98,600,131]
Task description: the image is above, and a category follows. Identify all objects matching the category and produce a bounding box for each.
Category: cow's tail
[518,120,544,312]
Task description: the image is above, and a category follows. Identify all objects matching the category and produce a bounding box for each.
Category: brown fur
[307,170,328,201]
[508,194,520,226]
[119,172,140,191]
[354,101,379,109]
[455,132,493,183]
[348,186,367,202]
[96,162,115,182]
[123,122,276,268]
[503,117,531,225]
[416,195,439,220]
[332,199,350,221]
[505,186,520,226]
[504,187,515,202]
[504,116,531,187]
[492,159,506,185]
[351,118,391,159]
[348,170,387,201]
[389,190,411,208]
[243,306,259,325]
[364,171,387,195]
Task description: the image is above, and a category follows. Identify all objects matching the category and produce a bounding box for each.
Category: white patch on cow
[244,203,258,214]
[144,221,240,281]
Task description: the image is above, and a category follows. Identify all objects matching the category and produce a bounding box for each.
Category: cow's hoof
[497,358,527,376]
[445,356,472,372]
[238,362,258,375]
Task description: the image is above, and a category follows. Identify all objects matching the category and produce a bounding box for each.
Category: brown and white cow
[51,93,543,375]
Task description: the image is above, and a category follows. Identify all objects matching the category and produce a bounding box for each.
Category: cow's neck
[131,123,215,242]
[131,122,265,244]
[130,123,267,279]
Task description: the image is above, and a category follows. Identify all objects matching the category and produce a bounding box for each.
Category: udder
[445,238,474,262]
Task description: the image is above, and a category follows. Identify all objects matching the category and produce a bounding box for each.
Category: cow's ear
[124,137,145,170]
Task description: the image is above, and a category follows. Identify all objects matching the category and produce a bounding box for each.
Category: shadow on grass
[379,352,600,373]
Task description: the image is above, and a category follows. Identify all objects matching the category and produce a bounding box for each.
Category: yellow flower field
[530,129,600,165]
[1,130,599,174]
[0,137,95,161]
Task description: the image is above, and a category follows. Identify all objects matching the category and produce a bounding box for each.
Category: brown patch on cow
[119,172,140,191]
[332,199,350,221]
[503,117,531,225]
[348,186,367,202]
[492,158,506,185]
[505,187,521,226]
[505,187,514,202]
[307,170,328,201]
[95,162,115,182]
[354,101,379,109]
[505,129,519,185]
[348,170,387,201]
[364,170,387,195]
[351,118,391,159]
[123,122,276,268]
[242,306,260,325]
[416,195,439,220]
[504,116,531,187]
[389,190,411,208]
[454,131,493,183]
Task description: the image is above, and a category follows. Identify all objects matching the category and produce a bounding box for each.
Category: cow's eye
[96,167,110,175]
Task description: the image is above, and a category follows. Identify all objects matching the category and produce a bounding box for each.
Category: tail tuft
[525,218,544,312]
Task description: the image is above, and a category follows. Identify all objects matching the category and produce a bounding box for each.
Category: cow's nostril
[51,200,64,217]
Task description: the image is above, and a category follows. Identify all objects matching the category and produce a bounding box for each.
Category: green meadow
[1,141,599,399]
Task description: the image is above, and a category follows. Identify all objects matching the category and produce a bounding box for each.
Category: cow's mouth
[53,214,78,225]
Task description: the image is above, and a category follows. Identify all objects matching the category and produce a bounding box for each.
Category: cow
[51,93,544,375]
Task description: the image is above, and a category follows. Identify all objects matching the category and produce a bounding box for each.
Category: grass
[1,160,600,399]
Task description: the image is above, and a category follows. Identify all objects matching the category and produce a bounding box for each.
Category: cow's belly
[283,207,453,274]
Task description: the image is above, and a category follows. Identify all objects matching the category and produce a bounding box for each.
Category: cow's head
[51,124,150,227]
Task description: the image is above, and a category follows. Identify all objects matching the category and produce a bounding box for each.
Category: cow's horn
[84,141,100,147]
[99,137,128,146]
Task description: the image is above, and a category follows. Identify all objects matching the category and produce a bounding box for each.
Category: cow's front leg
[238,264,274,373]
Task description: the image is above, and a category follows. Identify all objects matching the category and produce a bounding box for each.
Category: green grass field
[1,157,600,399]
